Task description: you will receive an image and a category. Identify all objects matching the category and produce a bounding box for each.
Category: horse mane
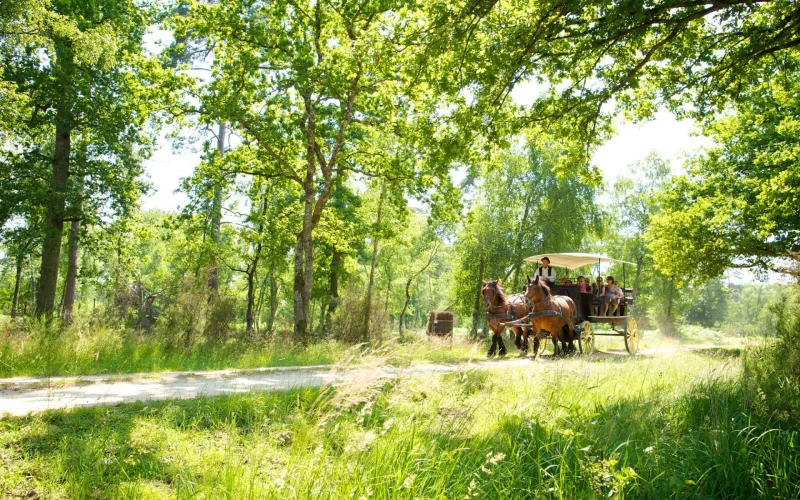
[486,280,508,304]
[495,282,508,302]
[537,278,552,297]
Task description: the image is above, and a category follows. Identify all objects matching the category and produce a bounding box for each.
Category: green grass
[0,321,488,378]
[0,316,746,379]
[2,350,797,498]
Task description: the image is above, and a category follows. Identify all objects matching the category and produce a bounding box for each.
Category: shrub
[329,288,388,343]
[743,292,800,423]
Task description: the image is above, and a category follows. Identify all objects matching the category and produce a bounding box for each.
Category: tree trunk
[245,196,268,336]
[208,123,226,294]
[384,273,391,328]
[665,277,676,335]
[61,218,81,324]
[293,193,314,343]
[471,252,486,337]
[11,255,23,319]
[36,46,75,317]
[362,188,385,342]
[246,262,259,335]
[325,247,341,335]
[267,259,278,334]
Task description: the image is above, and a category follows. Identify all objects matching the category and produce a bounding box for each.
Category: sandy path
[0,345,729,417]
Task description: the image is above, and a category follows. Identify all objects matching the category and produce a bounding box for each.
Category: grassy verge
[0,321,489,378]
[2,350,796,498]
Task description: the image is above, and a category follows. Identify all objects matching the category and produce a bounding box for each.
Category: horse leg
[487,334,496,356]
[522,326,530,355]
[532,333,540,360]
[498,332,508,356]
[515,327,528,357]
[562,324,574,354]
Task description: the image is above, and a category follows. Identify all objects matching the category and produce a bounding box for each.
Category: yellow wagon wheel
[579,321,594,354]
[624,316,639,355]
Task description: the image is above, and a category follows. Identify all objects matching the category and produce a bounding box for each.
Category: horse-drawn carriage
[482,253,640,357]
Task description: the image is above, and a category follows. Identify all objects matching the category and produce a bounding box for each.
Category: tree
[607,153,675,331]
[177,0,448,343]
[418,0,800,167]
[1,0,185,317]
[649,71,800,281]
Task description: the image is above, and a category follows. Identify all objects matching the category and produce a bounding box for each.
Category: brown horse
[524,275,578,355]
[481,280,531,356]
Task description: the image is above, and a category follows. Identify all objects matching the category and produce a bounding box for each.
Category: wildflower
[487,451,506,465]
[644,446,655,454]
[464,480,478,499]
[403,474,416,489]
[480,465,493,475]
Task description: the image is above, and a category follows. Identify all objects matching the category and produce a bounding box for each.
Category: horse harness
[485,290,568,327]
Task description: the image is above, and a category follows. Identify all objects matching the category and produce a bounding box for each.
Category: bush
[329,288,388,343]
[743,292,800,423]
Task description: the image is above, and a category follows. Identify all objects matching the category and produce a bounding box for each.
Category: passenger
[577,276,590,293]
[535,256,557,285]
[560,276,572,285]
[615,282,626,315]
[591,276,604,315]
[602,276,620,316]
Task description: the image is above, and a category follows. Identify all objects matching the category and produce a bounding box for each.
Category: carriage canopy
[523,252,636,270]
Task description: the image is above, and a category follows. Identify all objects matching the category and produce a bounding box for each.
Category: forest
[1,0,800,498]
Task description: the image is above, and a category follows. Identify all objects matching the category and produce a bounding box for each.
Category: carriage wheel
[579,321,594,354]
[624,316,639,355]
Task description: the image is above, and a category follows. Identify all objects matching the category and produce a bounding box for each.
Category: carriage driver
[535,256,557,285]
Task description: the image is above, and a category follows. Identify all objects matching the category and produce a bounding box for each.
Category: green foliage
[684,278,729,328]
[452,138,600,327]
[743,291,800,425]
[649,68,800,280]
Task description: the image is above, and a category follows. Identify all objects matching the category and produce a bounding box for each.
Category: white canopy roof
[523,252,636,270]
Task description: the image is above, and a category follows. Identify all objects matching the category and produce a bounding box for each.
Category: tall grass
[0,320,486,378]
[2,351,798,498]
[0,319,348,378]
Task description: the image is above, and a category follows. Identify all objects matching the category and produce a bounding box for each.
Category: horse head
[524,275,548,302]
[481,280,503,309]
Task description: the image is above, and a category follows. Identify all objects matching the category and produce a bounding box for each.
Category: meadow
[2,346,797,499]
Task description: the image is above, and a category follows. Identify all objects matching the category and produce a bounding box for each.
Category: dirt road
[0,346,729,417]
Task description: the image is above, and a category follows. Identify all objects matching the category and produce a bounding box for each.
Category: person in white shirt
[535,257,557,284]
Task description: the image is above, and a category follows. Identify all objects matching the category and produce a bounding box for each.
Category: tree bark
[665,276,676,335]
[245,196,268,335]
[208,123,226,294]
[324,247,341,335]
[293,199,314,343]
[362,188,385,342]
[61,218,81,324]
[400,241,440,334]
[36,100,72,317]
[471,252,486,337]
[36,44,75,318]
[267,259,278,334]
[11,255,23,319]
[245,252,260,335]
